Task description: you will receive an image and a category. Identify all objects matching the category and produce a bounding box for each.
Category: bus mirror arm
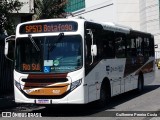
[86,29,93,42]
[86,29,97,65]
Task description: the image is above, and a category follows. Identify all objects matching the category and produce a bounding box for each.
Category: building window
[66,0,85,13]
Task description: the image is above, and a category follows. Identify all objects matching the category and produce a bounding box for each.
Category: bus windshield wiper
[28,34,40,51]
[49,33,64,52]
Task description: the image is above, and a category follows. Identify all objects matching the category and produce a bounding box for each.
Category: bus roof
[17,18,152,36]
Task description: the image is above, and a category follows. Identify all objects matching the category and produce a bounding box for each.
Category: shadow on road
[29,85,160,117]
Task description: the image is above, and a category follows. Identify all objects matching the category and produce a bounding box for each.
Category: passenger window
[102,31,115,59]
[143,38,150,57]
[115,33,126,58]
[85,30,92,66]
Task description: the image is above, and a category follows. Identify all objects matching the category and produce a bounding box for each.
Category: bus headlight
[70,79,82,91]
[15,80,21,90]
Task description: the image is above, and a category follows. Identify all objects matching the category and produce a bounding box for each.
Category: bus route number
[22,63,41,71]
[25,25,42,33]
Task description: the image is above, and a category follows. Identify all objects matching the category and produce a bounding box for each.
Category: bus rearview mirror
[4,35,15,61]
[91,45,97,56]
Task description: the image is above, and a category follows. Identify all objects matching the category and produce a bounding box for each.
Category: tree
[34,0,67,20]
[0,0,23,36]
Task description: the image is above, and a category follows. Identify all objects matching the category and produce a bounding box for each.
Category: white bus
[5,18,155,106]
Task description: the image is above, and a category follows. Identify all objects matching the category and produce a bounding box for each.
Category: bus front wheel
[98,83,110,107]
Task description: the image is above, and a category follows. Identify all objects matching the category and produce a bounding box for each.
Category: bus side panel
[144,59,155,85]
[136,57,155,85]
[85,58,126,102]
[144,72,155,85]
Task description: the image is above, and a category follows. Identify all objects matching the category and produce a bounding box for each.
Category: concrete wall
[140,0,160,58]
[73,0,140,30]
[74,0,115,23]
[116,0,140,30]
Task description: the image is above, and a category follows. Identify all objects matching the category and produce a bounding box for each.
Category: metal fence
[0,39,14,96]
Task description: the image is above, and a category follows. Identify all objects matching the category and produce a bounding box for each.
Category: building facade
[8,0,34,28]
[67,0,140,30]
[139,0,160,58]
[66,0,85,13]
[67,0,160,59]
[15,0,34,22]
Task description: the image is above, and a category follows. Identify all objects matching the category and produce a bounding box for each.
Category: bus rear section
[83,21,155,104]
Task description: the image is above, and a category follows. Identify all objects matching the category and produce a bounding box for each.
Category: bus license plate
[36,99,50,104]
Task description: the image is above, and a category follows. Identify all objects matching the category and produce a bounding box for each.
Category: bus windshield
[15,35,83,73]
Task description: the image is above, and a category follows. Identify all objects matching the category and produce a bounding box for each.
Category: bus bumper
[14,84,87,104]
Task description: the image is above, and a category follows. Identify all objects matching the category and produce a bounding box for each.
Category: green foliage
[0,0,23,35]
[34,0,67,19]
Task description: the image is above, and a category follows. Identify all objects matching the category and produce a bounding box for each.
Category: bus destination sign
[19,21,78,34]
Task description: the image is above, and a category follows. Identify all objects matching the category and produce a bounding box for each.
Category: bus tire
[137,74,144,92]
[97,81,111,107]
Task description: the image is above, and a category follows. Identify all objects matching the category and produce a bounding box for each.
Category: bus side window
[136,37,143,56]
[102,31,115,58]
[103,40,114,58]
[85,30,92,66]
[92,29,102,61]
[115,33,126,58]
[143,38,150,57]
[126,38,134,59]
[149,37,154,56]
[126,37,131,58]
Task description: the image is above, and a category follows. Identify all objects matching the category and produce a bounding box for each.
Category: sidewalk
[0,95,17,110]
